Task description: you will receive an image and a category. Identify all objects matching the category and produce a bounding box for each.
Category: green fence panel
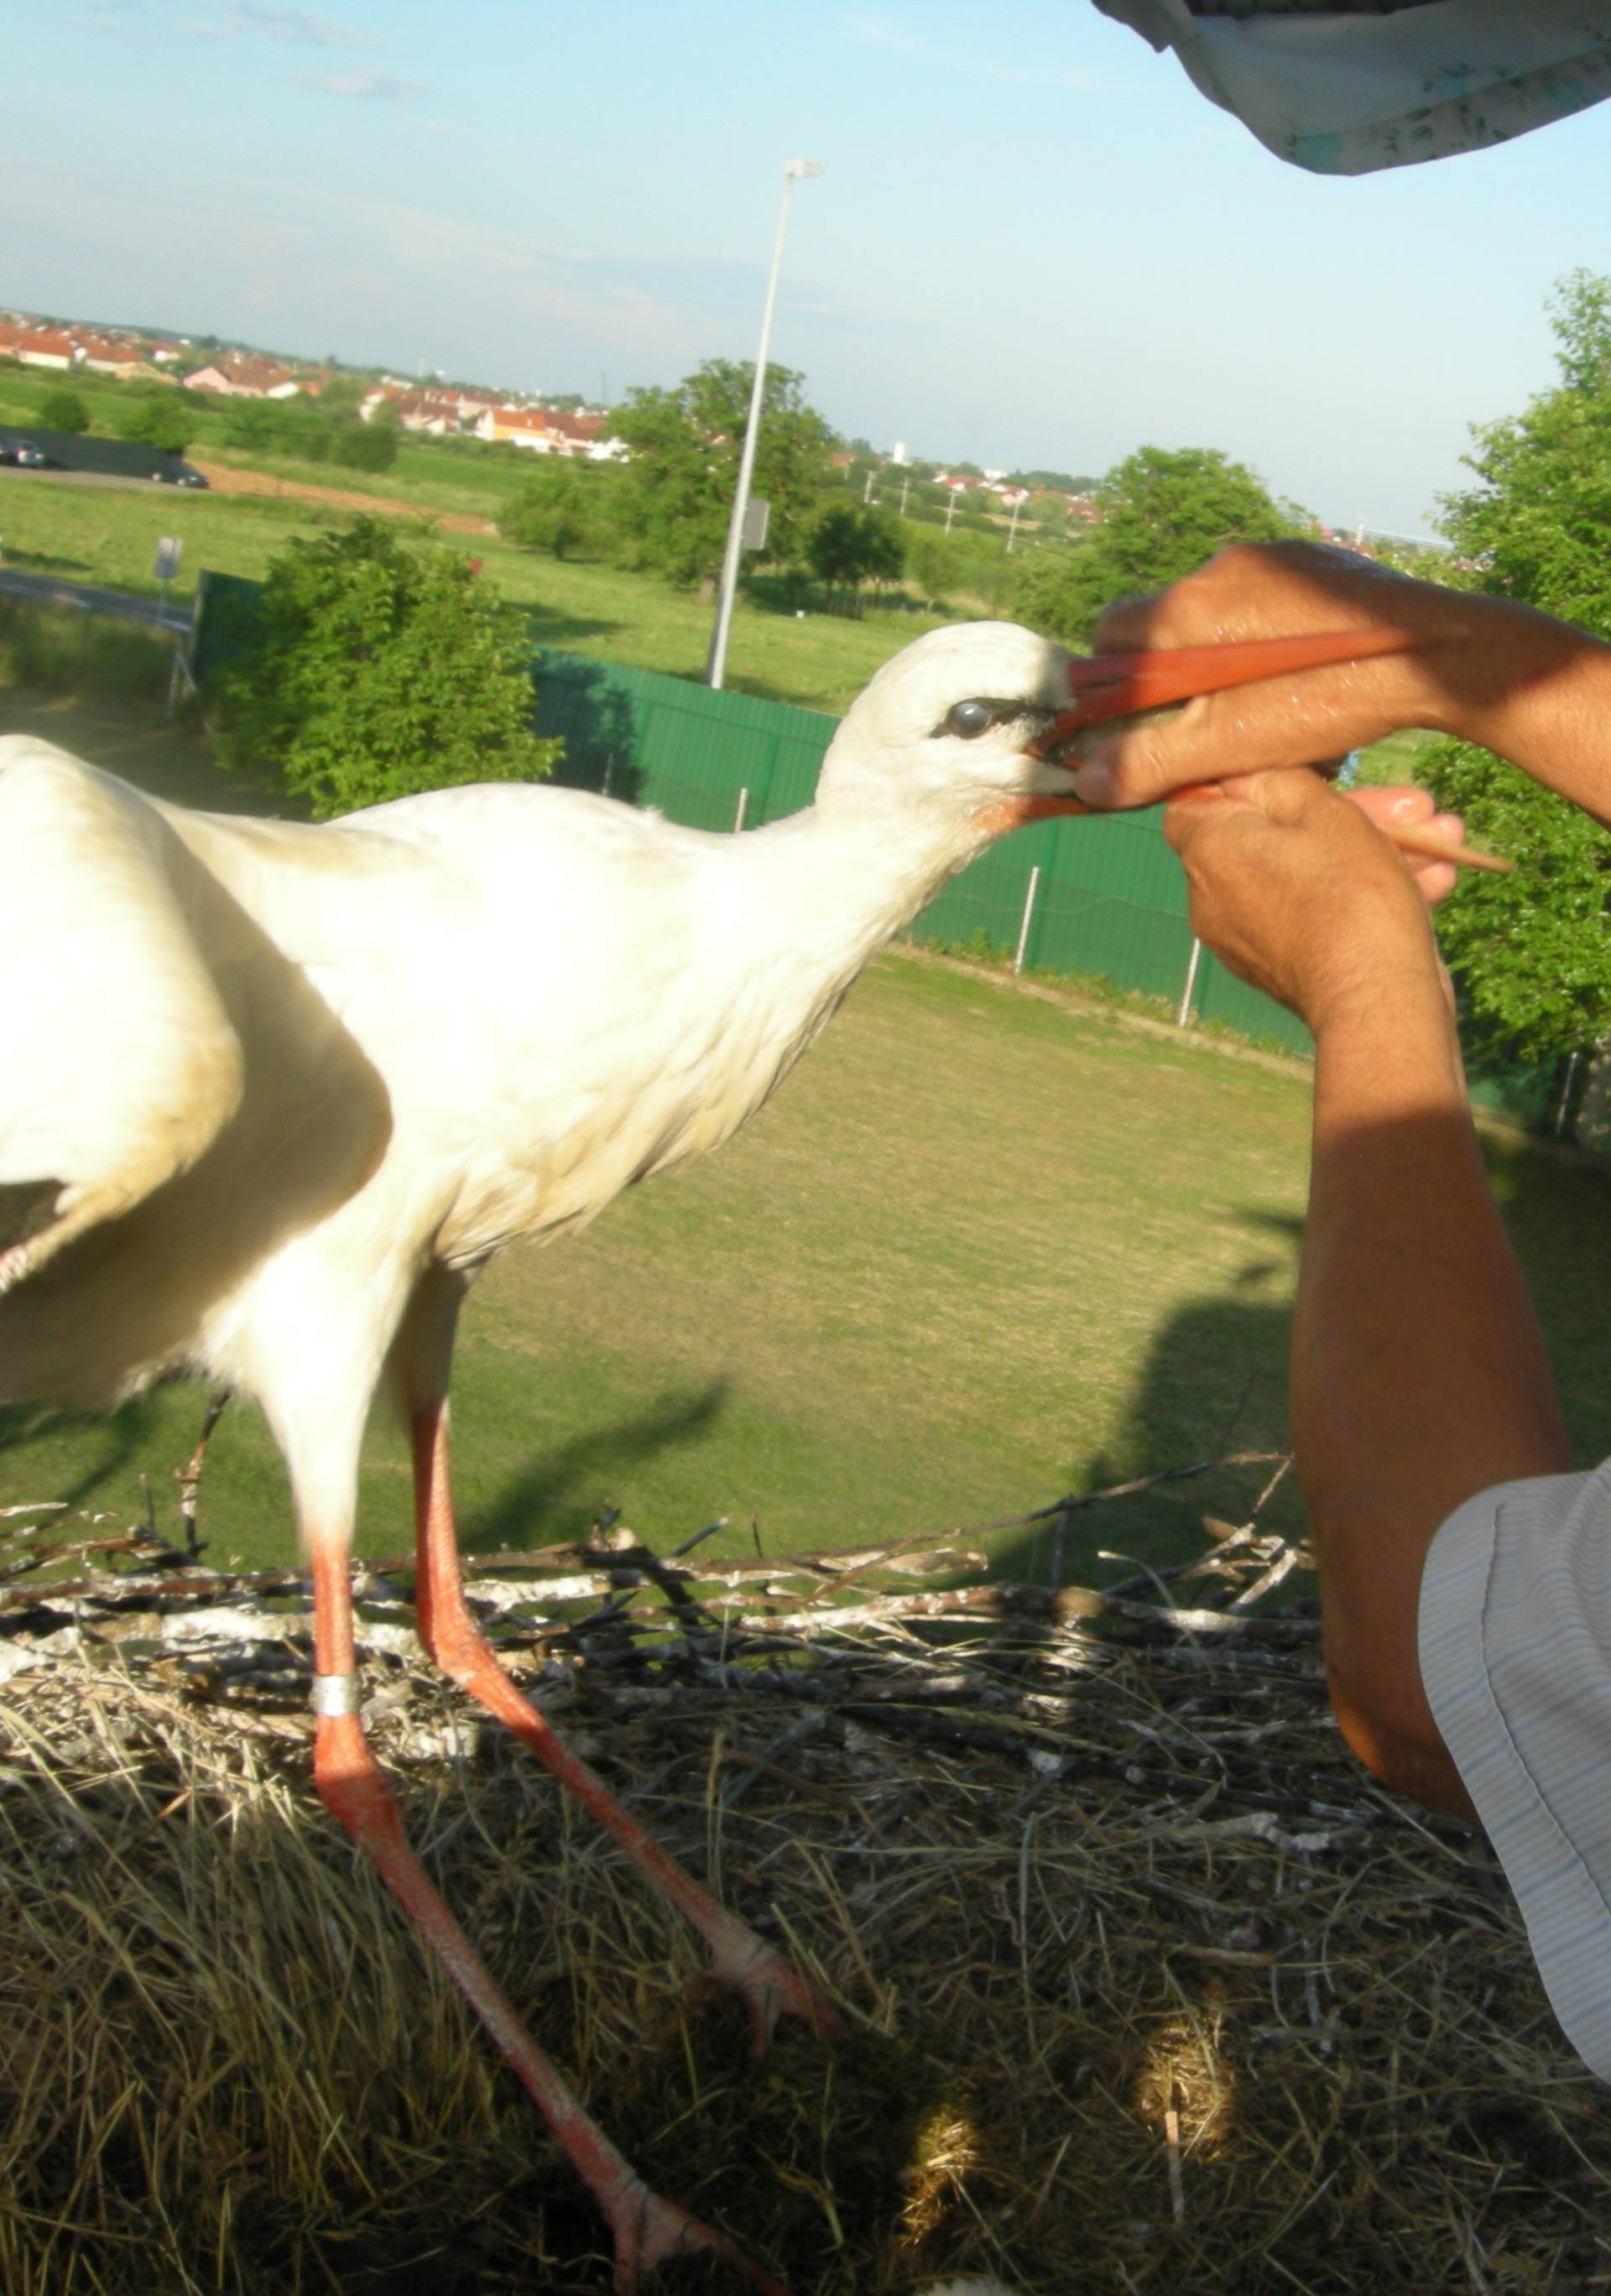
[1193,953,1313,1055]
[1031,812,1195,1004]
[533,649,836,832]
[187,573,1584,1130]
[191,568,273,688]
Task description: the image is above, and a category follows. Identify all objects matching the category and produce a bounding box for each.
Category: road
[0,566,192,636]
[0,462,197,498]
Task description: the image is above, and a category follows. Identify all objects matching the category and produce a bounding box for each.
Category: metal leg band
[310,1672,362,1718]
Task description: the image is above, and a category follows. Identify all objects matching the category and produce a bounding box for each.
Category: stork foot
[610,2179,791,2296]
[702,1911,843,2057]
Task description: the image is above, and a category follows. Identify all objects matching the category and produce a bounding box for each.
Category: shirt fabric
[1418,1460,1611,2081]
[1092,0,1611,175]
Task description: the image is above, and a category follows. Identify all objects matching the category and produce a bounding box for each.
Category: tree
[1009,445,1301,648]
[498,459,616,561]
[39,389,90,435]
[903,524,1006,612]
[1415,269,1611,1062]
[226,396,328,458]
[612,359,835,592]
[115,389,191,457]
[327,402,400,472]
[806,505,905,615]
[217,518,559,819]
[1008,467,1098,494]
[1413,741,1610,1062]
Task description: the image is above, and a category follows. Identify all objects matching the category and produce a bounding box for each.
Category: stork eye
[943,698,994,739]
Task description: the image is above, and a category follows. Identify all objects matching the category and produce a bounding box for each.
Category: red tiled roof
[3,327,77,359]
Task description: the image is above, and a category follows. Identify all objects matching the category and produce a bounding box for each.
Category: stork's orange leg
[407,1396,841,2053]
[307,1538,787,2296]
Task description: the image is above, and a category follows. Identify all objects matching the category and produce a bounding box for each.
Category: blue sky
[8,0,1611,534]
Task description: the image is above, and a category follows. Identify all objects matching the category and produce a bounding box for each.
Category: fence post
[1013,864,1040,974]
[1176,936,1203,1029]
[165,638,197,722]
[1555,1047,1582,1139]
[733,786,749,832]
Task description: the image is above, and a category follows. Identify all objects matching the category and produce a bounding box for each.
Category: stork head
[816,621,1086,842]
[816,615,1425,853]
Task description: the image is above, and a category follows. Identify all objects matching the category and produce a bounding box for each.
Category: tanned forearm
[1292,963,1572,1815]
[1440,595,1611,827]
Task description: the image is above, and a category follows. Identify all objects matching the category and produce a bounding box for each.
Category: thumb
[1070,713,1189,814]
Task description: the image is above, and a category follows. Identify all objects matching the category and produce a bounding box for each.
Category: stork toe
[610,2179,792,2296]
[702,1913,843,2055]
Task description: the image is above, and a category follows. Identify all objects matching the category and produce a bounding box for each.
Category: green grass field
[5,696,1610,1589]
[0,467,952,713]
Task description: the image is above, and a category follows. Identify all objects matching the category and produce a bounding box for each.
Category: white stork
[0,618,1425,2292]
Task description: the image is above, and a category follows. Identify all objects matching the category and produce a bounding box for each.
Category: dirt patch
[187,457,497,538]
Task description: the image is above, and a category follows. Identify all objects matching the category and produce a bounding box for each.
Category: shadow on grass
[0,1393,170,1514]
[743,571,943,626]
[996,1120,1611,1606]
[460,1380,729,1551]
[0,542,96,576]
[0,692,293,814]
[519,597,625,654]
[999,1211,1304,1592]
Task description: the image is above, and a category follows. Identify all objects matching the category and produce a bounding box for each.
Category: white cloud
[180,1,368,48]
[234,1,362,46]
[300,70,422,99]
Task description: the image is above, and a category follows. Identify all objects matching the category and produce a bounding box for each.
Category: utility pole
[706,159,824,691]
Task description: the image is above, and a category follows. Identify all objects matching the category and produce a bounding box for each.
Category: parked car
[156,463,209,488]
[0,441,48,468]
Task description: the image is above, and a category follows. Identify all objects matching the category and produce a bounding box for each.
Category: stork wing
[0,741,246,1291]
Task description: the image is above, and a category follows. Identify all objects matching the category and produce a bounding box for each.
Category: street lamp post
[706,158,823,691]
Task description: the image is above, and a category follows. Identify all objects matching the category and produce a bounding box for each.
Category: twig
[174,1388,230,1561]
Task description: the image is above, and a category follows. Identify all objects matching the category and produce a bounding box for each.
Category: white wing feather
[0,740,246,1287]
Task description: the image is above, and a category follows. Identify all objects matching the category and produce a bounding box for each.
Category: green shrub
[38,389,91,435]
[115,389,191,457]
[498,460,617,561]
[216,518,560,817]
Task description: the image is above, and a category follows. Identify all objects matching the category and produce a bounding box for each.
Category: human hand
[1164,769,1461,1033]
[1072,540,1581,813]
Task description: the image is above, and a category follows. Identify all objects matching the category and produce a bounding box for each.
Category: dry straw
[1,1464,1608,2294]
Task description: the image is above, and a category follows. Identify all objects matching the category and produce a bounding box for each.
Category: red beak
[1042,625,1422,745]
[1033,624,1514,875]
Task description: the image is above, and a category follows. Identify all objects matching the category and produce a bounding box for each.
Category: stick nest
[2,1474,1608,2296]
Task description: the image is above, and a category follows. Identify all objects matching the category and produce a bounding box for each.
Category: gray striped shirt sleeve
[1417,1462,1611,2083]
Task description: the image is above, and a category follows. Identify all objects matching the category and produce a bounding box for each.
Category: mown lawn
[5,696,1610,1588]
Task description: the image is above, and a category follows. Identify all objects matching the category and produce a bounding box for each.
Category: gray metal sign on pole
[154,537,182,584]
[740,498,770,554]
[706,159,822,691]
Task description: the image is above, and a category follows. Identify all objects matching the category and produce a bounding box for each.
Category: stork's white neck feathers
[0,619,1082,1395]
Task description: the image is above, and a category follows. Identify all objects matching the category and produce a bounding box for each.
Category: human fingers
[1077,545,1472,811]
[1343,785,1463,906]
[1091,539,1441,659]
[1161,770,1436,1027]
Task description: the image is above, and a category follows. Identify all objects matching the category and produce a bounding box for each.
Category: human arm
[1165,772,1573,1815]
[1073,541,1611,830]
